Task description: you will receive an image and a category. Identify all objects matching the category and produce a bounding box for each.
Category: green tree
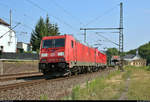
[126,41,150,65]
[106,48,119,56]
[126,49,136,55]
[30,15,60,52]
[138,42,150,65]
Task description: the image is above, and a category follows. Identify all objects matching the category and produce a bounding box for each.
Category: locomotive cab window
[43,39,53,48]
[43,38,65,48]
[71,40,74,48]
[55,38,65,48]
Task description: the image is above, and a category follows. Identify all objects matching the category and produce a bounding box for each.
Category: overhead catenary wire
[0,23,21,39]
[0,0,122,45]
[0,2,34,28]
[25,0,79,32]
[83,3,119,27]
[1,17,33,30]
[50,0,85,26]
[0,1,34,21]
[95,32,119,46]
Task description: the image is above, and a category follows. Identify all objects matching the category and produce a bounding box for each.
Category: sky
[0,0,150,52]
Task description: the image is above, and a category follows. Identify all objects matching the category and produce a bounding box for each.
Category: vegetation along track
[0,67,115,92]
[0,72,43,82]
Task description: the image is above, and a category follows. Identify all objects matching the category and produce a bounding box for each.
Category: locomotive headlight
[58,52,64,56]
[41,53,48,57]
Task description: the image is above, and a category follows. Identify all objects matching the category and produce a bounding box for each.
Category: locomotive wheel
[94,67,98,72]
[90,67,93,73]
[87,67,91,73]
[67,71,72,77]
[66,69,72,77]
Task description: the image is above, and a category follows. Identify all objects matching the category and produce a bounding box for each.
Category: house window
[0,46,3,51]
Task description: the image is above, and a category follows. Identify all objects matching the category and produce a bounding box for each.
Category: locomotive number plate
[50,53,55,56]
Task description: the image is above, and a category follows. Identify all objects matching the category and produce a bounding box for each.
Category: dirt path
[118,76,130,100]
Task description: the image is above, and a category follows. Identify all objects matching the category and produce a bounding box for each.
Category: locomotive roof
[42,34,105,54]
[42,34,66,39]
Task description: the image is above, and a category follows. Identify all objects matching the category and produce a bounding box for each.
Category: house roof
[0,18,10,26]
[124,54,135,59]
[124,54,141,61]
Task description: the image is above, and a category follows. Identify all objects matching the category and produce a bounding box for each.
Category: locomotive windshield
[42,38,65,48]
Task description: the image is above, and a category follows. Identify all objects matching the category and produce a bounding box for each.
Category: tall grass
[63,66,150,100]
[127,66,150,100]
[71,85,80,100]
[40,94,48,100]
[63,69,124,100]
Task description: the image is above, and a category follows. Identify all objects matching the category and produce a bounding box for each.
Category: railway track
[0,72,43,82]
[0,67,116,92]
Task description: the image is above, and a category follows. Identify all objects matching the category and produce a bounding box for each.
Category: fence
[0,52,39,60]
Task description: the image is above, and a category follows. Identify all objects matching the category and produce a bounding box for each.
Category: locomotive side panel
[39,34,107,75]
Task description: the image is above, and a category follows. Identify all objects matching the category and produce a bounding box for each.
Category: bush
[146,65,150,71]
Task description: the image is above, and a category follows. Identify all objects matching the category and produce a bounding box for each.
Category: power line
[50,0,84,26]
[0,23,21,39]
[0,1,35,29]
[1,17,33,30]
[83,4,119,27]
[0,2,34,30]
[95,32,119,46]
[80,27,121,43]
[16,31,28,34]
[25,0,78,32]
[1,16,32,42]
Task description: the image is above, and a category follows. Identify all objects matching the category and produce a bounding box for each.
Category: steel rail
[0,67,115,91]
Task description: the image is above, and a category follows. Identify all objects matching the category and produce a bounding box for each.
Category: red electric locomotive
[39,34,107,76]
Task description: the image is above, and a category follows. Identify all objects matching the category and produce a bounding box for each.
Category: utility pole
[10,9,12,29]
[119,2,124,71]
[9,9,12,44]
[80,2,124,71]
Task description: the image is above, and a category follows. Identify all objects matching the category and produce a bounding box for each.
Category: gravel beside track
[0,67,116,100]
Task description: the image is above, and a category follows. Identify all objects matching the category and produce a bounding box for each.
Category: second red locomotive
[39,34,107,76]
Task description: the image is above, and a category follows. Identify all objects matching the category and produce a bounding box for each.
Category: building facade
[123,54,146,67]
[17,42,32,53]
[0,18,17,53]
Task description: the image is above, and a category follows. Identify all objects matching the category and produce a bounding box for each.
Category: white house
[0,18,17,53]
[17,42,32,53]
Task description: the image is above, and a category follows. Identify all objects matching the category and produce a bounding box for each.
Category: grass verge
[63,66,150,100]
[127,66,150,100]
[63,69,128,100]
